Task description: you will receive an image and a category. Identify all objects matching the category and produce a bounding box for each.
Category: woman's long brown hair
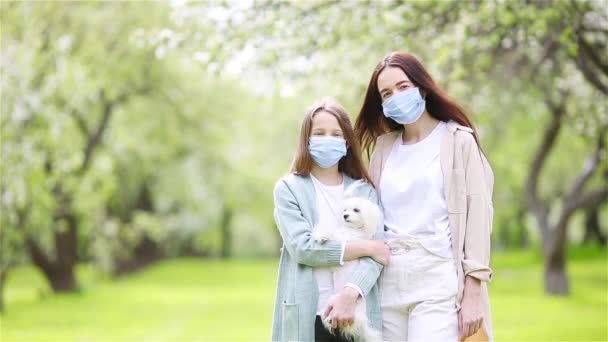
[354,52,480,156]
[291,97,373,185]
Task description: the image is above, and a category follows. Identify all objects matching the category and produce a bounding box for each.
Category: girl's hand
[369,240,390,266]
[458,276,483,341]
[322,287,359,330]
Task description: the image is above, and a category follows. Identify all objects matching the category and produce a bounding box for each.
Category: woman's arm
[459,133,493,339]
[461,133,492,281]
[343,240,389,265]
[459,276,483,340]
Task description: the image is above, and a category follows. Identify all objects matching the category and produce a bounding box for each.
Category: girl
[354,52,494,341]
[271,98,390,342]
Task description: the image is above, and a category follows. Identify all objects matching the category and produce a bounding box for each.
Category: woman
[354,52,494,341]
[271,98,390,342]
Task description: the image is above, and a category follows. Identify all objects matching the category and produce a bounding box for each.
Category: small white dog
[313,182,384,342]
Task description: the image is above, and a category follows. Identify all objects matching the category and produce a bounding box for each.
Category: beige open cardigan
[368,120,494,341]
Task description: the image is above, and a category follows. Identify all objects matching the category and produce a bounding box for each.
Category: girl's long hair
[291,97,373,185]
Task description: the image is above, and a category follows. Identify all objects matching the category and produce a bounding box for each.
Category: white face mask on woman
[382,87,426,124]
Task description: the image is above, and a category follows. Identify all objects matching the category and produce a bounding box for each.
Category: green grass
[0,247,606,341]
[489,247,607,341]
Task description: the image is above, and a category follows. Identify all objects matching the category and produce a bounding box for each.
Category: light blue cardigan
[271,173,384,342]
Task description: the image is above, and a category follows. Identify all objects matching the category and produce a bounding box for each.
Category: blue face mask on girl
[308,136,347,168]
[382,87,426,124]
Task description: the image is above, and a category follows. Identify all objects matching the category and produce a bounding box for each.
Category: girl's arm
[274,178,384,267]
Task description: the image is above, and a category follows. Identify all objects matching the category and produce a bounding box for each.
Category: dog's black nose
[343,214,349,219]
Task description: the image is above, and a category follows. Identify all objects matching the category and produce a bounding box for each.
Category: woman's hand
[322,287,359,330]
[458,276,483,341]
[368,240,390,266]
[343,240,390,266]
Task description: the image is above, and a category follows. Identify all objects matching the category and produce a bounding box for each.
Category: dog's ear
[364,201,384,234]
[344,180,367,199]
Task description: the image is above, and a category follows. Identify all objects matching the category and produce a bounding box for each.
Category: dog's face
[342,197,382,237]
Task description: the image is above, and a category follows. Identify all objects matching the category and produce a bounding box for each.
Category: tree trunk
[112,182,164,276]
[498,217,510,249]
[583,205,607,246]
[517,225,529,249]
[525,98,607,295]
[543,233,570,295]
[220,206,233,259]
[47,266,78,292]
[544,256,569,295]
[27,238,79,292]
[544,264,569,295]
[516,206,529,248]
[25,217,80,293]
[0,269,7,312]
[113,235,164,276]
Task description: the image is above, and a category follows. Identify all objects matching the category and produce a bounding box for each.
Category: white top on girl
[379,121,453,259]
[310,175,344,315]
[310,174,364,315]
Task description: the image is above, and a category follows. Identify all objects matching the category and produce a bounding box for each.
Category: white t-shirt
[310,175,345,315]
[379,121,453,259]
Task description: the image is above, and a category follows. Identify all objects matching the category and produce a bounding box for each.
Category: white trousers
[380,238,459,342]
